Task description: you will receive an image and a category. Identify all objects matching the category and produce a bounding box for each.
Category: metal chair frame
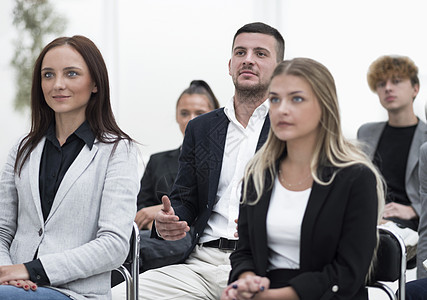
[367,225,407,300]
[114,222,140,300]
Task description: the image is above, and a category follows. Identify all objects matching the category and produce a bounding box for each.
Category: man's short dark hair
[232,22,285,62]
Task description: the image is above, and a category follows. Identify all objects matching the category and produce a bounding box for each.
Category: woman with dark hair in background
[0,35,139,299]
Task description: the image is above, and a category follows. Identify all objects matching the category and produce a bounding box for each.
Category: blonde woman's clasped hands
[221,274,269,300]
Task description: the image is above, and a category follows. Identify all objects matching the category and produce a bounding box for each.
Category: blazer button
[332,285,339,292]
[38,228,43,236]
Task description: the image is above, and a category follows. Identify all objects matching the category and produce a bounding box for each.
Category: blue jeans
[0,285,71,300]
[406,278,427,300]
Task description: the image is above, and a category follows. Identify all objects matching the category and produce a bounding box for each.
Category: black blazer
[137,147,180,210]
[163,108,270,259]
[229,164,378,300]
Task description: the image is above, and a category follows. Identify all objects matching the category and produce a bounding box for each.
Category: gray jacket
[417,142,427,278]
[357,120,427,216]
[0,138,139,299]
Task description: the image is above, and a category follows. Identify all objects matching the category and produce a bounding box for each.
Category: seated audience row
[1,21,427,300]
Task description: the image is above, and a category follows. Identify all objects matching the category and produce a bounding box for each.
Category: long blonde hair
[242,58,384,280]
[242,58,384,224]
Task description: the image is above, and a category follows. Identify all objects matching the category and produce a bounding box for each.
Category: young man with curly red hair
[358,55,427,267]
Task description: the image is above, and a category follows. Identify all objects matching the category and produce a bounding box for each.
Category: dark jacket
[155,108,270,259]
[137,147,180,210]
[229,164,378,300]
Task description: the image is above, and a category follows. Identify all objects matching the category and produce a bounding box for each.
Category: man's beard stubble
[234,80,269,104]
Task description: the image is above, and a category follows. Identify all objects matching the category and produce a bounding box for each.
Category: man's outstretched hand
[154,195,190,240]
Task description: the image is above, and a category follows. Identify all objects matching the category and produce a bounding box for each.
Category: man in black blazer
[132,148,193,273]
[135,22,285,300]
[111,150,188,286]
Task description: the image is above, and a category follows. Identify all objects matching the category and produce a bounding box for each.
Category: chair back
[114,222,140,300]
[367,225,406,300]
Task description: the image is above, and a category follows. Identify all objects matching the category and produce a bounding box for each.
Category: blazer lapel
[207,109,229,206]
[28,138,46,226]
[299,168,334,271]
[45,143,98,223]
[256,114,270,151]
[252,173,273,274]
[206,111,269,206]
[364,123,386,160]
[207,111,269,198]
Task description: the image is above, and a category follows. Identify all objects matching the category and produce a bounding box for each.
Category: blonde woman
[222,58,384,300]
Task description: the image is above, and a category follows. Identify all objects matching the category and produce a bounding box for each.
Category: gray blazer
[357,120,427,215]
[417,142,427,278]
[0,137,139,300]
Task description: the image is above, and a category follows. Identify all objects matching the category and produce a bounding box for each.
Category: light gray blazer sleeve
[405,120,427,216]
[0,141,19,266]
[358,120,427,216]
[417,142,427,278]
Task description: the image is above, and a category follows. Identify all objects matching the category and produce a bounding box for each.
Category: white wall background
[1,0,427,169]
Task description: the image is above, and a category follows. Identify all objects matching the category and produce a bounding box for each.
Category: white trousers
[111,245,232,300]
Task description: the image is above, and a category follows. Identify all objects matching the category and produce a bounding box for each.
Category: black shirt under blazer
[229,164,378,300]
[152,108,270,259]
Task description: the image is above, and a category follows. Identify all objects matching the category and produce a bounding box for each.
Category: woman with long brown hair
[0,35,139,300]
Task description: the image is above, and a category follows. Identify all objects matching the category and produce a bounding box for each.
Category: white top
[267,176,311,270]
[199,97,269,243]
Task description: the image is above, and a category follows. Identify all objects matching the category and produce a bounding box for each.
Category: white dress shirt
[200,97,269,243]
